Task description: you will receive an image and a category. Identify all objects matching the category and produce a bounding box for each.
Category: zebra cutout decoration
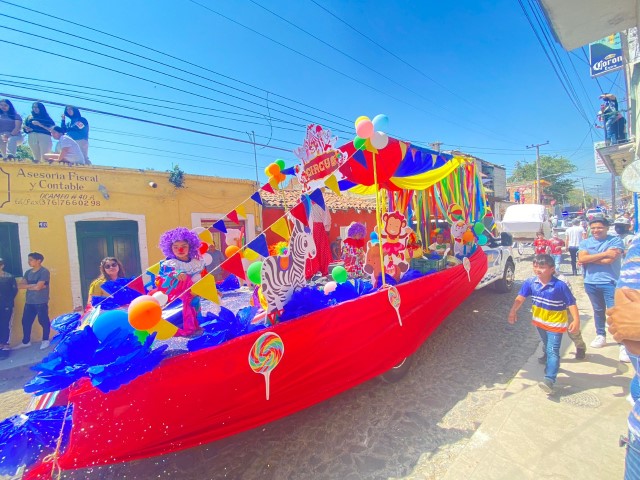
[261,219,317,314]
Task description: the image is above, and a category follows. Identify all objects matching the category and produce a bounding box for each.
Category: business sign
[594,141,609,174]
[589,33,623,77]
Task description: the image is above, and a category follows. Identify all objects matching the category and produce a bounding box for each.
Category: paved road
[0,262,540,480]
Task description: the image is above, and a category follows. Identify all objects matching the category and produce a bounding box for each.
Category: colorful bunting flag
[190,274,220,304]
[211,220,227,233]
[301,194,311,217]
[220,253,247,280]
[261,183,275,194]
[324,175,340,195]
[246,234,270,258]
[227,209,240,224]
[146,263,161,276]
[250,191,263,205]
[289,203,309,226]
[309,188,325,210]
[197,229,213,245]
[271,217,290,240]
[127,276,146,294]
[236,204,246,219]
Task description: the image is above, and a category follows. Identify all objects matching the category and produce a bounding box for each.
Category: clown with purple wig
[342,222,367,274]
[158,227,206,336]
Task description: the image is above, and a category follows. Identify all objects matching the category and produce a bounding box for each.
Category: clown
[158,227,206,336]
[342,222,367,274]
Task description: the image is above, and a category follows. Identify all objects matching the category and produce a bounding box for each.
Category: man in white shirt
[44,127,85,164]
[565,218,586,275]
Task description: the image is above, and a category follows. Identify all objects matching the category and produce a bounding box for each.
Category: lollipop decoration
[385,285,402,327]
[463,256,471,282]
[249,332,284,400]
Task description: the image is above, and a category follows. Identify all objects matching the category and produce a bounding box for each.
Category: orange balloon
[128,300,162,330]
[267,163,280,176]
[462,230,475,243]
[225,245,240,258]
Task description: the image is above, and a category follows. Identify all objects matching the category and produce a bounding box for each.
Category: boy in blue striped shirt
[509,254,581,393]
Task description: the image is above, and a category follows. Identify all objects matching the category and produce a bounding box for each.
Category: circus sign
[293,124,347,192]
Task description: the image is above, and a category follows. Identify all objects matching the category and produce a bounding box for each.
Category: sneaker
[538,379,554,394]
[590,335,606,348]
[13,342,31,350]
[575,348,586,360]
[40,340,50,350]
[538,353,547,364]
[620,345,631,363]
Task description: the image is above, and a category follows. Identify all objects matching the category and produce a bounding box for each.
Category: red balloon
[198,241,209,255]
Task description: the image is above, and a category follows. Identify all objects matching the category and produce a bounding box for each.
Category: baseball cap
[614,216,631,225]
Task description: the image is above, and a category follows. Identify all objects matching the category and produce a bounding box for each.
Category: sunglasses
[104,263,119,269]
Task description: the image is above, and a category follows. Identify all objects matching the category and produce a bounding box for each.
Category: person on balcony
[599,93,626,145]
[60,105,90,164]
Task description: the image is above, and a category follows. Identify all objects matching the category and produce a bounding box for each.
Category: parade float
[0,116,513,479]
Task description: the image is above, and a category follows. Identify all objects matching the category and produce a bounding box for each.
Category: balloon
[225,245,240,258]
[201,252,213,266]
[323,281,338,295]
[370,231,378,241]
[354,115,370,128]
[267,163,280,177]
[247,261,263,285]
[370,131,389,149]
[275,159,286,170]
[134,330,150,344]
[364,138,375,152]
[128,300,162,330]
[264,166,271,177]
[244,248,260,261]
[331,266,348,284]
[477,234,488,246]
[355,120,374,139]
[372,114,389,131]
[92,309,133,343]
[353,136,367,151]
[147,319,178,341]
[151,291,169,307]
[198,241,209,255]
[462,230,475,243]
[448,204,464,221]
[269,177,280,189]
[473,223,485,235]
[129,295,159,308]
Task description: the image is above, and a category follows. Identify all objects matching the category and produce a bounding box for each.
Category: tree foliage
[508,155,577,203]
[16,145,34,161]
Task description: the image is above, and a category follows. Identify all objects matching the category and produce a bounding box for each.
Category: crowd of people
[0,99,90,165]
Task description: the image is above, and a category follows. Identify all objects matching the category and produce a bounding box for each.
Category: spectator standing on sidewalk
[508,254,580,394]
[565,219,586,275]
[0,258,18,359]
[533,231,550,255]
[549,231,565,272]
[60,105,90,164]
[16,252,51,350]
[578,218,625,357]
[605,234,640,479]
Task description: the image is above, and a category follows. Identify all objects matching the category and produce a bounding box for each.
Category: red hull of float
[55,250,487,470]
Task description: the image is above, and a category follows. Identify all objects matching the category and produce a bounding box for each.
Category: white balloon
[202,253,213,266]
[151,291,169,307]
[371,131,389,149]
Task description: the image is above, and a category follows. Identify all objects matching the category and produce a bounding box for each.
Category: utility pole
[579,177,588,211]
[527,141,549,204]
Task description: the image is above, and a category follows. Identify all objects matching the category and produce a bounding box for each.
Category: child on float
[158,227,206,336]
[508,253,580,394]
[428,229,450,257]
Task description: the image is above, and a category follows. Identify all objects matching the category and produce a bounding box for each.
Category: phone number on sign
[14,198,101,207]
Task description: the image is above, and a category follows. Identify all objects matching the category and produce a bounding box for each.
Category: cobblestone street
[1,261,542,480]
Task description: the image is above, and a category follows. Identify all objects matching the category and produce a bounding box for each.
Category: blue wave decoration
[0,405,72,476]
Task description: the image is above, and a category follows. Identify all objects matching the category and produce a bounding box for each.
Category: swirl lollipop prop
[463,256,471,282]
[249,332,284,400]
[385,285,402,326]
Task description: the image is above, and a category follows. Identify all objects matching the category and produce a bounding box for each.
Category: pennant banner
[250,191,263,205]
[324,175,340,196]
[309,188,325,210]
[227,209,240,225]
[220,253,247,281]
[246,234,270,258]
[261,183,275,194]
[190,274,220,304]
[236,204,246,219]
[127,276,146,295]
[211,220,227,234]
[289,203,309,226]
[146,263,161,276]
[271,218,290,241]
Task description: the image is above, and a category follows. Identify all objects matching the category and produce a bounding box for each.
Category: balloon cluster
[265,159,287,189]
[353,114,389,151]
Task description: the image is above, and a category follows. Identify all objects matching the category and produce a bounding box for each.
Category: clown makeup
[171,240,190,261]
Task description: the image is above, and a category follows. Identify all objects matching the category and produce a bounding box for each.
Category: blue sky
[0,0,625,193]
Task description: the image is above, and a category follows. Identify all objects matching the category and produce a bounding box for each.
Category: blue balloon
[370,231,378,240]
[372,114,389,131]
[91,309,133,342]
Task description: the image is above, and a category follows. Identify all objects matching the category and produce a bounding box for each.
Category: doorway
[76,221,141,304]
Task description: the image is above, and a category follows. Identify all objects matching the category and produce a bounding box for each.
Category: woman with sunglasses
[86,257,126,309]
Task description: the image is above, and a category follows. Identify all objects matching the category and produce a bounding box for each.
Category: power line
[2,92,293,152]
[0,0,354,127]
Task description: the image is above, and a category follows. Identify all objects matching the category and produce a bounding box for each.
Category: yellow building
[0,162,259,345]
